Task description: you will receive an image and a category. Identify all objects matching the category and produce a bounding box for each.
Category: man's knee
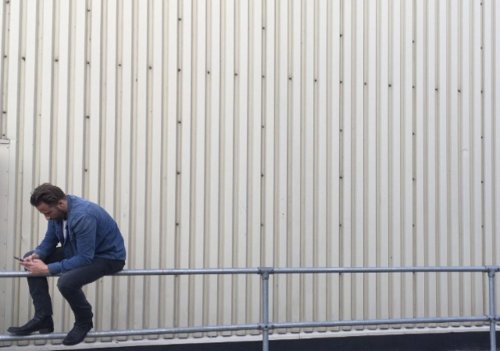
[57,275,79,295]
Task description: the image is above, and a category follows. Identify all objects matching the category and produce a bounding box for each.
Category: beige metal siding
[0,0,499,345]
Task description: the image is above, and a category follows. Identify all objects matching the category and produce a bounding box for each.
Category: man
[8,183,126,346]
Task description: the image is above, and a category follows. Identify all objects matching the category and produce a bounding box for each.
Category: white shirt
[63,220,68,242]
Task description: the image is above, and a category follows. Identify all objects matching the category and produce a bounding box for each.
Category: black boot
[7,316,54,336]
[62,321,93,346]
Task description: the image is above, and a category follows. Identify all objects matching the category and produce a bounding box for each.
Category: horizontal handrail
[1,265,499,351]
[271,316,491,329]
[0,265,497,278]
[0,324,262,342]
[0,316,492,342]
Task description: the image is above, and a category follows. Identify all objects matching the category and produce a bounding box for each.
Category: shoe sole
[8,328,54,336]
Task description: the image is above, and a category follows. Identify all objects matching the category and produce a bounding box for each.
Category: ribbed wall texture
[0,0,500,345]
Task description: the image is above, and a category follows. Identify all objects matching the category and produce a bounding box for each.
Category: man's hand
[21,258,49,275]
[22,253,40,261]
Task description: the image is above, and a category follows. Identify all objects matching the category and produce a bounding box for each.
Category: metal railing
[1,266,499,351]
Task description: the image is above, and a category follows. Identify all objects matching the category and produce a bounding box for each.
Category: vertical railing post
[487,268,497,351]
[260,267,272,351]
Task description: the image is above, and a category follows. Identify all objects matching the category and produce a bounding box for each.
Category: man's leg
[57,258,124,345]
[7,248,64,335]
[57,258,124,323]
[27,248,65,318]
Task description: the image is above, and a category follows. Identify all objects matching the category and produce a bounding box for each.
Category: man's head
[30,183,68,220]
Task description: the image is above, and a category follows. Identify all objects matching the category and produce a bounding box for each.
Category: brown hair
[30,183,66,207]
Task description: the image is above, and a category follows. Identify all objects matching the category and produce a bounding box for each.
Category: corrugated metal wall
[1,0,500,345]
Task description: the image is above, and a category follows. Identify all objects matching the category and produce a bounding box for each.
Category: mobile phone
[13,256,24,262]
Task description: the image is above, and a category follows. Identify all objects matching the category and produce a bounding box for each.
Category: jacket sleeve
[34,221,60,260]
[47,215,97,274]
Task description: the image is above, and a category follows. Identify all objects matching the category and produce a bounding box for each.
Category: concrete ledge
[1,327,498,351]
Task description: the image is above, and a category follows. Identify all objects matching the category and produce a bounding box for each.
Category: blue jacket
[35,195,126,274]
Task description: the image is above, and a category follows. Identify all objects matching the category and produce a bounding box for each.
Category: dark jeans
[25,248,125,325]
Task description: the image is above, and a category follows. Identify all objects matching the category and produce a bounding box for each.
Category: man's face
[36,202,67,220]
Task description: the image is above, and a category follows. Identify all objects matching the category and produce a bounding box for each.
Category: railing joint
[258,267,274,278]
[258,323,272,331]
[485,266,498,276]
